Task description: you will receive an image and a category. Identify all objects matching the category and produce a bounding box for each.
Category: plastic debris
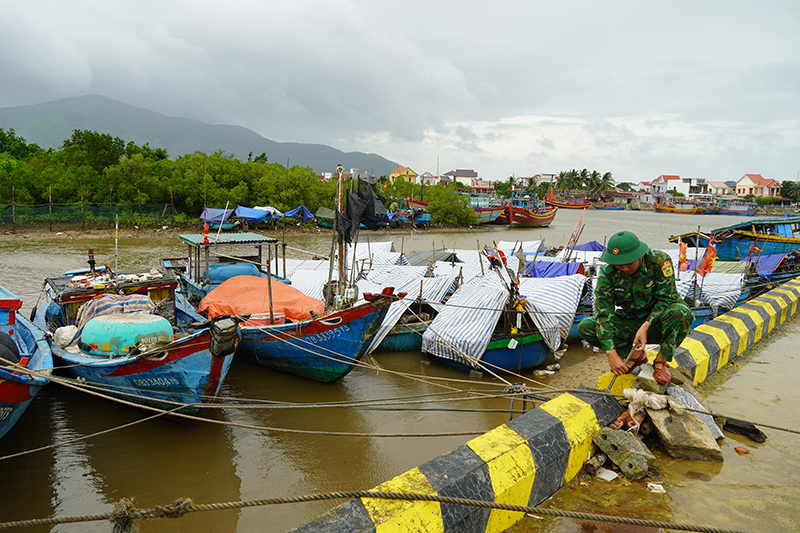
[596,467,619,481]
[647,482,666,493]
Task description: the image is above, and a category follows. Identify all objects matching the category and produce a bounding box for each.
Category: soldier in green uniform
[578,231,692,385]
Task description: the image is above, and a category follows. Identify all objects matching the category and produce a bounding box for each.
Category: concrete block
[592,427,655,480]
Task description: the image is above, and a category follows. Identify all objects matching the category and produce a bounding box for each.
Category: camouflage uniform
[578,249,692,362]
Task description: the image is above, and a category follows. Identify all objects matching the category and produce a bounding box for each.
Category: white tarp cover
[366,275,458,354]
[518,274,587,351]
[421,276,508,365]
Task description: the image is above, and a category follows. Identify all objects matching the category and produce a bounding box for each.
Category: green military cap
[602,231,649,265]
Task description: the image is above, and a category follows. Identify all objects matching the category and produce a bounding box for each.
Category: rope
[0,491,751,533]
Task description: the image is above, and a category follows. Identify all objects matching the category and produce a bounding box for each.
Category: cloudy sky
[1,0,799,183]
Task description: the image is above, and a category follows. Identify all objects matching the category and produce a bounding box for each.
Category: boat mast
[336,164,346,290]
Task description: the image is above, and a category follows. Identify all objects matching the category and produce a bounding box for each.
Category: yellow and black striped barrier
[290,280,800,533]
[289,389,622,533]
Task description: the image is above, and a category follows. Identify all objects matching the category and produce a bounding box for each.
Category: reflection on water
[0,211,797,531]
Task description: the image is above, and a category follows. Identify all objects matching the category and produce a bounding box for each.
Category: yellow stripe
[362,467,443,533]
[759,293,791,325]
[539,394,600,482]
[468,425,535,533]
[772,287,800,316]
[747,300,778,333]
[678,336,710,384]
[733,307,766,343]
[694,323,733,370]
[714,315,750,356]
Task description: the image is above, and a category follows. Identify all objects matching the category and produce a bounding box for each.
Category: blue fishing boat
[0,285,53,440]
[376,301,437,352]
[33,259,240,413]
[670,217,800,260]
[198,277,403,382]
[592,203,625,210]
[160,232,291,306]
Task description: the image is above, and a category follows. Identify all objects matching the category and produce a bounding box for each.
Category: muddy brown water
[0,209,797,532]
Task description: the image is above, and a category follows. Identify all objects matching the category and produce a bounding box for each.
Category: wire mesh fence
[0,202,176,229]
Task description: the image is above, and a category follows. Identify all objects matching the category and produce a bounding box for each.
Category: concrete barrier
[289,389,622,533]
[290,280,800,533]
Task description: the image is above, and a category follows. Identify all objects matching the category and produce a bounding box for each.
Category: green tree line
[0,128,338,217]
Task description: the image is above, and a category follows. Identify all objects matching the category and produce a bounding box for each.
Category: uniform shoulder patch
[661,260,674,278]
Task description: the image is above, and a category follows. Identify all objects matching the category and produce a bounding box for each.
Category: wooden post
[48,185,52,232]
[109,188,113,226]
[169,187,175,225]
[11,187,16,233]
[80,182,84,229]
[268,245,274,323]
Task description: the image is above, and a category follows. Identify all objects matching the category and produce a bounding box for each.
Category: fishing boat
[670,217,800,260]
[421,248,584,374]
[545,188,592,209]
[653,197,706,214]
[200,206,238,230]
[508,191,557,227]
[0,285,53,440]
[718,202,758,216]
[33,254,240,413]
[460,193,506,224]
[592,202,625,210]
[161,232,291,307]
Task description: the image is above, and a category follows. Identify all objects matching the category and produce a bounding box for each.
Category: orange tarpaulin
[197,275,324,322]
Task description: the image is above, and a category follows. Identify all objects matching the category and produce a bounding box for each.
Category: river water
[0,209,797,532]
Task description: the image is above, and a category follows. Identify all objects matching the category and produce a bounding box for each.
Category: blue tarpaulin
[573,240,605,252]
[525,260,585,278]
[200,207,235,224]
[743,253,790,279]
[285,205,314,222]
[235,206,272,224]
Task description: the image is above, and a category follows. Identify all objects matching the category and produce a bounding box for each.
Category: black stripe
[686,329,722,374]
[760,293,791,324]
[290,500,377,533]
[725,309,760,350]
[506,408,571,506]
[673,345,697,376]
[707,319,743,360]
[570,387,626,427]
[419,445,492,532]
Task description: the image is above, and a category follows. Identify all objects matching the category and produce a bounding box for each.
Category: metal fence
[0,202,176,229]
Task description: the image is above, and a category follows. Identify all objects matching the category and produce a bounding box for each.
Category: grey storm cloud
[1,0,799,182]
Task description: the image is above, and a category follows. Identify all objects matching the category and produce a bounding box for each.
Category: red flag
[203,221,209,246]
[678,241,689,272]
[697,237,717,276]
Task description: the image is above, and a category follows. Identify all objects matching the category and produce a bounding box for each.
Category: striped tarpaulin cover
[518,275,587,351]
[366,275,458,354]
[421,276,509,363]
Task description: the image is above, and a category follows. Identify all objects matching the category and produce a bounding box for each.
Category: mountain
[0,95,399,175]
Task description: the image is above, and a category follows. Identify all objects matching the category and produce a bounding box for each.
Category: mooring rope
[0,491,751,533]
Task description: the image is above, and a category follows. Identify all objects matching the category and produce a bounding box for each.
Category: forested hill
[0,95,399,175]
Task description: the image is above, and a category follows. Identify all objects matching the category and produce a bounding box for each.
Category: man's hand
[606,349,629,375]
[633,322,651,358]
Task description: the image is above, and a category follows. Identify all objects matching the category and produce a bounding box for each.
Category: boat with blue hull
[234,289,400,382]
[33,261,240,413]
[434,332,547,373]
[670,217,800,260]
[0,285,53,440]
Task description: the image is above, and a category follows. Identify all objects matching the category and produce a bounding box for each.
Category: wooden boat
[377,301,436,352]
[508,191,557,227]
[235,289,401,382]
[545,188,591,209]
[718,203,758,216]
[434,332,547,373]
[461,193,506,224]
[491,205,511,225]
[654,197,706,214]
[33,260,240,413]
[0,285,53,440]
[670,217,800,260]
[592,203,625,210]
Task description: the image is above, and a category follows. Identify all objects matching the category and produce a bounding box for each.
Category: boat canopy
[253,206,283,218]
[285,205,315,222]
[676,273,745,310]
[573,240,605,252]
[199,207,235,224]
[525,260,585,278]
[315,206,335,225]
[366,275,457,354]
[518,275,587,351]
[403,250,460,266]
[198,275,324,322]
[235,206,273,224]
[743,253,790,279]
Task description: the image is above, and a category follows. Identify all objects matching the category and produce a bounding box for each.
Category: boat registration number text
[303,326,349,344]
[131,375,181,389]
